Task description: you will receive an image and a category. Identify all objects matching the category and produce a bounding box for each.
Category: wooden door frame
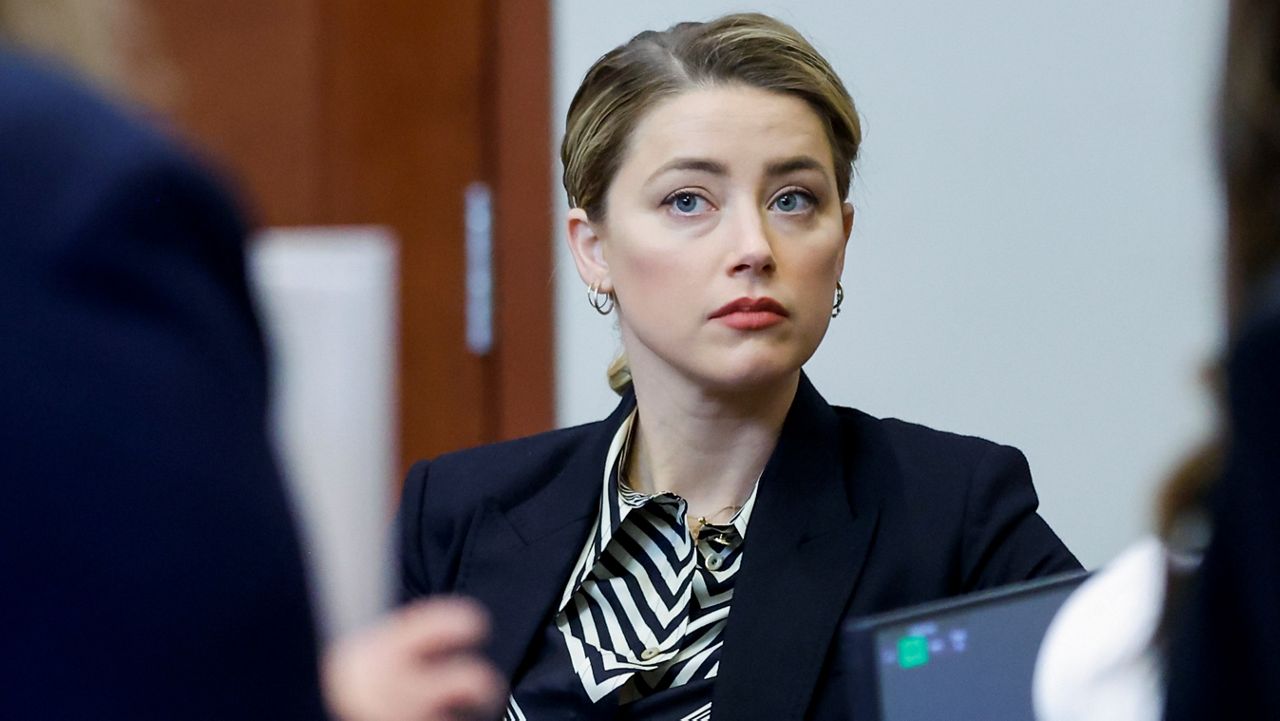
[487,0,555,445]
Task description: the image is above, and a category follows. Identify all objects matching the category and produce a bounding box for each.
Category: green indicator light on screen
[898,635,929,669]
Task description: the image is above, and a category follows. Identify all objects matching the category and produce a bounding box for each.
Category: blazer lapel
[456,393,637,680]
[713,374,880,720]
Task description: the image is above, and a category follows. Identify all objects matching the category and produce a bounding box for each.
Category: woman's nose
[728,209,777,276]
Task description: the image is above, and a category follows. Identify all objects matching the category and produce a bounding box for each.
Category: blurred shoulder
[0,50,173,173]
[0,50,236,247]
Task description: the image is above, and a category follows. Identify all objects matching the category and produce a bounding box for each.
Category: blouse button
[641,647,661,661]
[705,554,723,571]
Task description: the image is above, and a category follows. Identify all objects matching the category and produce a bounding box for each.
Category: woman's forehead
[619,85,836,179]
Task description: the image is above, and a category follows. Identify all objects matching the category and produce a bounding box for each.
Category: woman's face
[568,84,853,394]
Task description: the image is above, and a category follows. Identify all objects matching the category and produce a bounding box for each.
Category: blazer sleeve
[398,459,434,601]
[960,443,1082,589]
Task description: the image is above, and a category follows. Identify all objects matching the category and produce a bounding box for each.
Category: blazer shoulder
[404,420,605,512]
[829,405,1040,533]
[833,405,1018,474]
[831,405,1081,585]
[398,421,609,596]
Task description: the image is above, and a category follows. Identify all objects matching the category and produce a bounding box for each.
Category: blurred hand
[323,597,506,721]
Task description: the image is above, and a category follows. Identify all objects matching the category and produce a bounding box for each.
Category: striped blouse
[503,410,759,720]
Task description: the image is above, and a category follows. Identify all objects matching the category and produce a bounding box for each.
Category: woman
[398,13,1079,720]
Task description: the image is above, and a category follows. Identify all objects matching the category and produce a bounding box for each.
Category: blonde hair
[0,0,173,107]
[0,1,126,88]
[561,13,862,392]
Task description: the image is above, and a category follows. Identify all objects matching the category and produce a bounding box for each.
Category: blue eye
[670,192,704,214]
[772,191,814,213]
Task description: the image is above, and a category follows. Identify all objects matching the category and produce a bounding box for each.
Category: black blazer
[0,51,325,719]
[400,374,1080,719]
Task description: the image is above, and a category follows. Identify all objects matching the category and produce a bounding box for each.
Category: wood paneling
[133,0,553,476]
[320,0,490,468]
[143,1,324,225]
[492,0,555,439]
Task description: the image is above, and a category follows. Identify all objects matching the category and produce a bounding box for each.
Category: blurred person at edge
[1033,1,1280,719]
[1164,0,1280,715]
[397,13,1080,721]
[0,2,502,720]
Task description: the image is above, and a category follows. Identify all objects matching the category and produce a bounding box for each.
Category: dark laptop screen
[845,572,1088,721]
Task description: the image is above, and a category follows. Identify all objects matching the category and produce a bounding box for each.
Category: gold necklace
[690,504,743,541]
[618,418,749,542]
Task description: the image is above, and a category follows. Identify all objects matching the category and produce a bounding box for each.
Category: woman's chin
[629,339,816,397]
[694,361,803,397]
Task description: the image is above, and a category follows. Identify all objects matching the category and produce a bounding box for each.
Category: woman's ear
[566,207,612,291]
[836,201,855,277]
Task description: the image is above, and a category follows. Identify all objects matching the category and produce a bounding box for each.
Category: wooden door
[133,0,554,478]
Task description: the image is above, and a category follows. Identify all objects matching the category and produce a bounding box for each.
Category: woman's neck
[624,370,799,521]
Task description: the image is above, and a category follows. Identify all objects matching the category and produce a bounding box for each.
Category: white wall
[552,1,1226,569]
[250,227,398,639]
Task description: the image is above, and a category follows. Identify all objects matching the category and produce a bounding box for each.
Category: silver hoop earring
[831,281,845,318]
[587,282,615,315]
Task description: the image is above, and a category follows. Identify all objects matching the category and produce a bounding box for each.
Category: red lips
[708,297,790,330]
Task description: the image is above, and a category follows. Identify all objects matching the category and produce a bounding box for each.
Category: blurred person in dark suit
[0,40,327,721]
[0,2,501,719]
[1163,0,1280,716]
[1034,2,1280,718]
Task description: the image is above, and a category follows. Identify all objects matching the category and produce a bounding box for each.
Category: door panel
[321,0,490,464]
[135,0,552,480]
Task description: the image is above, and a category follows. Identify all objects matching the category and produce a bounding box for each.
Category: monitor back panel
[845,572,1088,721]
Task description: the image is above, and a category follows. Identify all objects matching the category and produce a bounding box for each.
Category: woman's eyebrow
[765,156,825,177]
[646,158,728,184]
